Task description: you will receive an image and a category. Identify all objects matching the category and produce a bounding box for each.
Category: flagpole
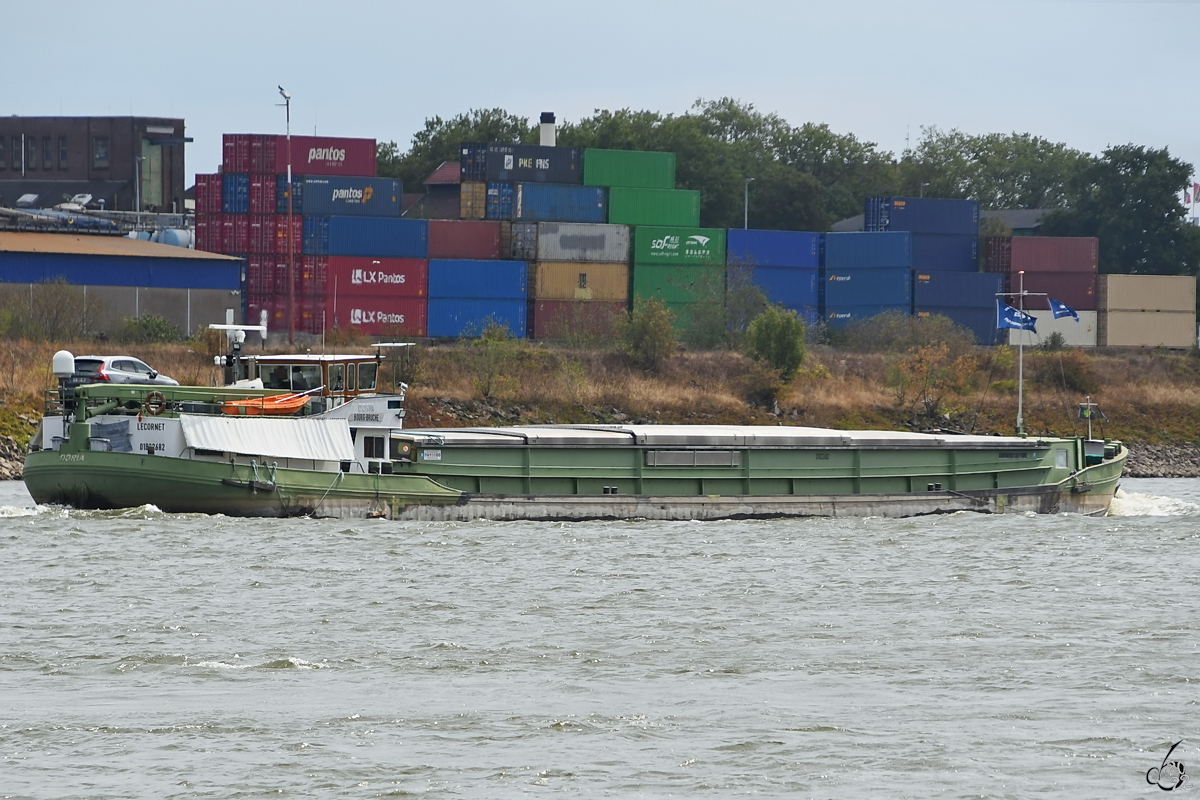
[1017,270,1025,436]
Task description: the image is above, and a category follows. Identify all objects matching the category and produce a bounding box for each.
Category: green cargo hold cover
[583,149,676,190]
[607,187,700,227]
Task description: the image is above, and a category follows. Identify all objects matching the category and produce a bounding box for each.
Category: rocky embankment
[1123,444,1200,478]
[0,437,24,480]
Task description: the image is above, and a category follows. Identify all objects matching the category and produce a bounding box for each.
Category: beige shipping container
[530,262,629,301]
[459,181,486,220]
[1007,310,1097,347]
[1098,309,1196,347]
[1097,274,1196,312]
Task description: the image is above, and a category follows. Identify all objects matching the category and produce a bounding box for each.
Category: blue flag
[996,299,1037,332]
[1048,298,1079,321]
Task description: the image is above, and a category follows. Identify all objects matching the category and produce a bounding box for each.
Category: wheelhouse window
[42,136,52,170]
[357,363,378,392]
[0,138,5,170]
[26,138,37,170]
[328,363,345,392]
[58,136,67,169]
[363,436,385,459]
[93,136,110,168]
[11,137,19,170]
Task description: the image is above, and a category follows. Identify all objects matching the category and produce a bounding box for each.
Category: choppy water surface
[2,478,1199,798]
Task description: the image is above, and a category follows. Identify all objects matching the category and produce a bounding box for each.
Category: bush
[833,310,976,355]
[745,304,806,381]
[117,314,181,344]
[620,299,678,372]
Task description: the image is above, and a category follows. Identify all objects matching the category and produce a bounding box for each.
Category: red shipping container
[194,174,218,214]
[292,256,329,297]
[249,174,277,214]
[246,255,273,295]
[1005,270,1097,311]
[428,220,502,259]
[248,215,275,254]
[222,134,251,173]
[274,215,303,256]
[195,213,221,253]
[325,257,427,298]
[987,236,1098,274]
[249,134,276,174]
[328,295,427,337]
[221,215,249,255]
[530,300,627,340]
[267,134,376,176]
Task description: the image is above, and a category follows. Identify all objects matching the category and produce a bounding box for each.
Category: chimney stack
[539,112,556,147]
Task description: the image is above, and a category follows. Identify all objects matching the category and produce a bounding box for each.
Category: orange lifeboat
[221,392,311,416]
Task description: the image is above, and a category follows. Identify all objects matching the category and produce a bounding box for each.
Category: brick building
[0,116,188,212]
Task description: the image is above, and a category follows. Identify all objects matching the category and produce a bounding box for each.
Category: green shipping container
[583,149,676,190]
[608,187,701,227]
[633,226,726,266]
[631,299,722,333]
[632,264,725,305]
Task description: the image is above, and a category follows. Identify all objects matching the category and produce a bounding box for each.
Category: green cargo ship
[24,350,1126,520]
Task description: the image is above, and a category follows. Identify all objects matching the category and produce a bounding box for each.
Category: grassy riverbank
[3,337,1199,451]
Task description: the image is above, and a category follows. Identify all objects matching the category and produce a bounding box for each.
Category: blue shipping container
[749,267,819,308]
[222,174,249,214]
[276,175,303,213]
[727,229,820,268]
[824,304,911,327]
[427,260,527,300]
[823,268,912,307]
[513,183,606,223]
[0,252,241,290]
[485,183,513,220]
[460,142,488,182]
[864,197,980,236]
[427,298,527,338]
[913,271,1004,309]
[911,234,978,272]
[303,217,428,258]
[299,176,402,217]
[914,306,1002,345]
[822,232,912,269]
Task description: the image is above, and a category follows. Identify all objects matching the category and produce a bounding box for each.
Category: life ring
[143,390,167,416]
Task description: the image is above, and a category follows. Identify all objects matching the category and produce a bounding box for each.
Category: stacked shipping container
[725,229,820,326]
[522,222,630,340]
[1097,274,1197,347]
[820,232,914,326]
[986,237,1099,346]
[865,197,980,272]
[631,226,726,331]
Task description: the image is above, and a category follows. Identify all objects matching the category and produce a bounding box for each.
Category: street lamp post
[743,177,754,229]
[919,182,930,198]
[278,86,294,344]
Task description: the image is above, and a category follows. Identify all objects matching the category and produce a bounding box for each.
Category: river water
[2,478,1199,798]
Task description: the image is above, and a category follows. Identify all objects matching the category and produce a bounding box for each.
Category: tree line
[377,98,1200,277]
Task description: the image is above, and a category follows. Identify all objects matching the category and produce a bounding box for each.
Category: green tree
[620,299,678,372]
[898,126,1091,209]
[117,314,181,344]
[745,304,806,381]
[376,108,535,193]
[1041,144,1200,275]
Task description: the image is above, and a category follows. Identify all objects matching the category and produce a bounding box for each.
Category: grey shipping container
[511,222,538,261]
[536,222,630,263]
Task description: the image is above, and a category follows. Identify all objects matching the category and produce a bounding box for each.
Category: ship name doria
[60,453,84,462]
[422,449,442,461]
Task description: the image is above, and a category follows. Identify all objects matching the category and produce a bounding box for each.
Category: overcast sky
[13,0,1200,196]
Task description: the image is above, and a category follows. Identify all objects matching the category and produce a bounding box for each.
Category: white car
[73,355,179,386]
